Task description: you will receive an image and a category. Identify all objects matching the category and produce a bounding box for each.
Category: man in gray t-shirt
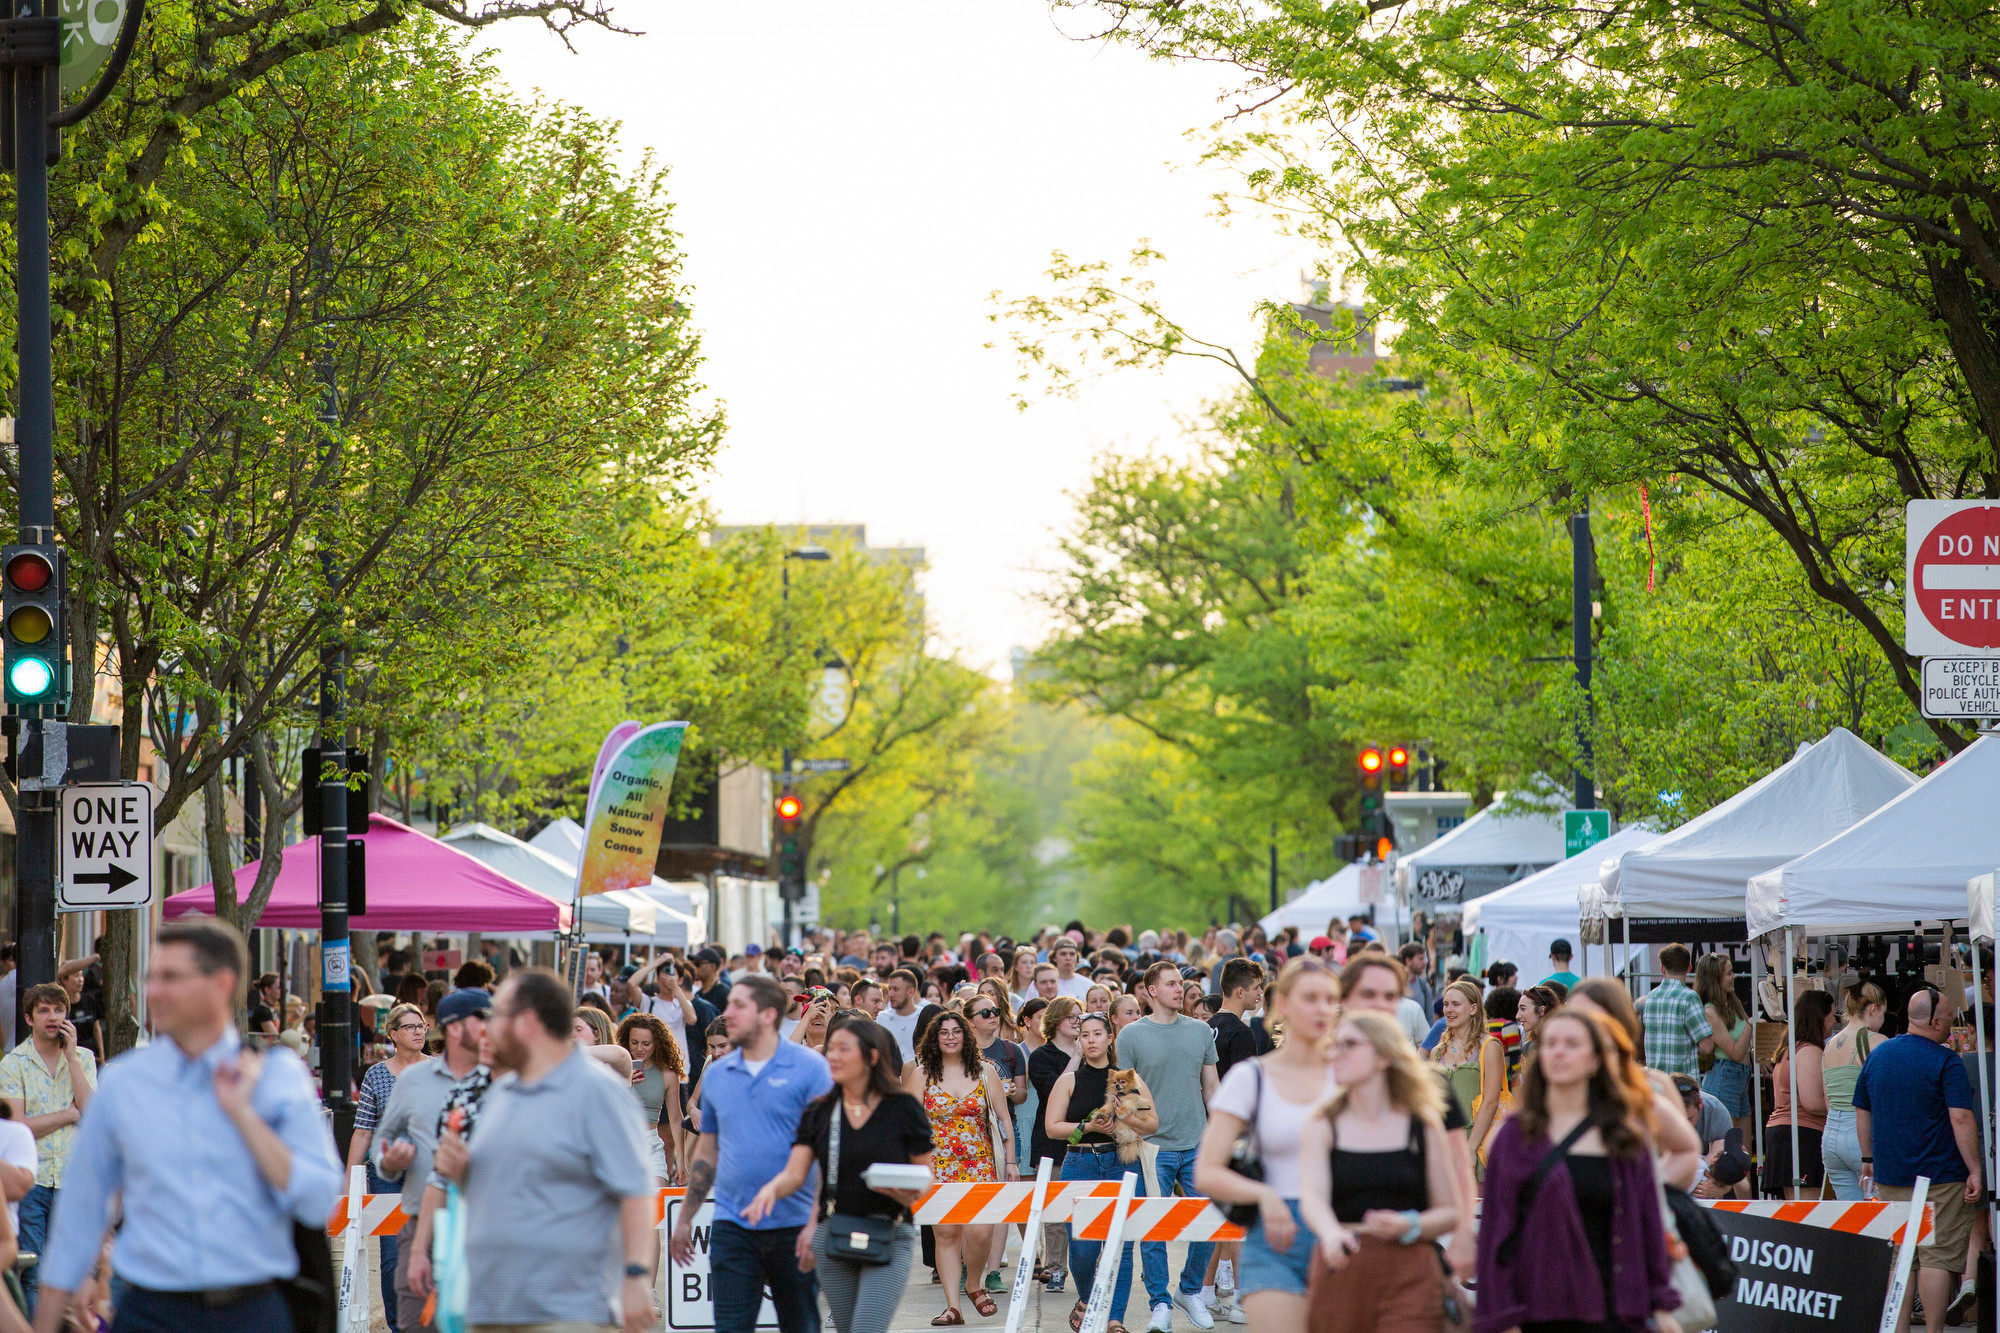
[1116,962,1221,1328]
[435,969,653,1333]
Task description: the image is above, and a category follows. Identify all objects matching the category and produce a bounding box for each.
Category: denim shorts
[1703,1058,1752,1118]
[1238,1199,1313,1296]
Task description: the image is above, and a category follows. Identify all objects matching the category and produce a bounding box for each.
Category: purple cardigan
[1473,1118,1680,1333]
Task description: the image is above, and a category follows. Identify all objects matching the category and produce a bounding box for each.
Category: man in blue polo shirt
[671,973,832,1333]
[1855,985,1982,1333]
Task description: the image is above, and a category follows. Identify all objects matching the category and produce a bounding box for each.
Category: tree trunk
[100,658,150,1057]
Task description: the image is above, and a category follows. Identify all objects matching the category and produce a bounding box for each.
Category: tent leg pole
[1622,912,1633,997]
[1972,941,1994,1246]
[1786,927,1800,1202]
[1750,940,1763,1190]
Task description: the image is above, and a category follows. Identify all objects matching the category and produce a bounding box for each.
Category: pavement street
[362,1236,1222,1333]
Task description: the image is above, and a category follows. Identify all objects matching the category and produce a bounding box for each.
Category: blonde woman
[1429,979,1506,1166]
[1084,984,1114,1017]
[1109,993,1141,1035]
[348,1002,431,1171]
[573,1005,635,1080]
[1195,958,1341,1333]
[1821,981,1886,1199]
[977,978,1023,1042]
[1297,1012,1460,1333]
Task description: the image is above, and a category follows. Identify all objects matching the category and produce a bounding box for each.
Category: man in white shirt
[1050,940,1091,1001]
[876,968,941,1062]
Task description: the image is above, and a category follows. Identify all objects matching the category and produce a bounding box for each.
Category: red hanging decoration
[1639,483,1656,592]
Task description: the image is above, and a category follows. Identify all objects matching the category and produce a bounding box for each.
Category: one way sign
[58,783,155,911]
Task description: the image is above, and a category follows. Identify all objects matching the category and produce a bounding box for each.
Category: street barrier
[1069,1196,1246,1243]
[1701,1198,1934,1244]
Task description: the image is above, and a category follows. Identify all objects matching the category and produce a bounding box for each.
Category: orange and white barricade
[1701,1199,1933,1244]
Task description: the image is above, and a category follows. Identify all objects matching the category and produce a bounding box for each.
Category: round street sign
[1906,501,2000,654]
[58,0,126,97]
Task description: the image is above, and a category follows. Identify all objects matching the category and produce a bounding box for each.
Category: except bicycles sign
[1906,501,2000,654]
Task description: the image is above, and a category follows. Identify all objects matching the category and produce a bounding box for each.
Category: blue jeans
[1141,1148,1212,1309]
[711,1217,822,1333]
[366,1166,400,1333]
[1823,1109,1866,1200]
[18,1183,55,1312]
[1063,1146,1142,1324]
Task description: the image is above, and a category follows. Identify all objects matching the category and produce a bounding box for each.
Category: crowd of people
[0,915,1975,1333]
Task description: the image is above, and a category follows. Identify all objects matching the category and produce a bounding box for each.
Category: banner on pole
[576,722,687,898]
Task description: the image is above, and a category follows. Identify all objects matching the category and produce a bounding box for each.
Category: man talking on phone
[0,982,95,1312]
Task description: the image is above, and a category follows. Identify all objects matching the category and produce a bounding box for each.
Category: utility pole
[6,1,143,1039]
[1572,502,1596,811]
[777,544,829,948]
[313,248,354,1154]
[1268,826,1279,916]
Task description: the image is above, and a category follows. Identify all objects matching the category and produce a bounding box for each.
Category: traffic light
[775,790,805,899]
[1375,834,1395,861]
[2,545,64,711]
[1388,745,1410,791]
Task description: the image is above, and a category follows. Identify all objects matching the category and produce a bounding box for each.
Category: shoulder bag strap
[825,1103,841,1221]
[1495,1119,1593,1265]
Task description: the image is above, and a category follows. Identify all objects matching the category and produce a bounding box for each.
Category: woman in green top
[1696,953,1755,1139]
[1820,982,1886,1200]
[1431,978,1506,1166]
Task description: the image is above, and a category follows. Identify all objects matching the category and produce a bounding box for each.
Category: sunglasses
[971,1008,999,1020]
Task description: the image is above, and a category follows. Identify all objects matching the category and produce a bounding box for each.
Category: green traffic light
[9,657,53,698]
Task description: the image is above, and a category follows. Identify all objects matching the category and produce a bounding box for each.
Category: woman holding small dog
[907,1008,1018,1325]
[1046,1012,1161,1333]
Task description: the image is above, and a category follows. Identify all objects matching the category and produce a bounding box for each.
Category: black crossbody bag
[822,1105,898,1266]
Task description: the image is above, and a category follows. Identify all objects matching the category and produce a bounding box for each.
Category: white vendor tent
[1747,734,2000,938]
[1260,864,1367,936]
[1465,825,1658,978]
[1604,728,1916,923]
[445,822,704,947]
[1394,793,1569,908]
[528,816,701,917]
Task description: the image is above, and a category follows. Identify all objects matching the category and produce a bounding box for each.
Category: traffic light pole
[313,290,354,1155]
[1571,502,1596,811]
[12,6,59,1036]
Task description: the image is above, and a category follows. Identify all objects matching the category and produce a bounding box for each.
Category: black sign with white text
[1693,1210,1892,1333]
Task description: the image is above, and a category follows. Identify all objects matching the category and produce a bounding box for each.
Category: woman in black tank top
[1296,1012,1462,1333]
[1044,1014,1160,1333]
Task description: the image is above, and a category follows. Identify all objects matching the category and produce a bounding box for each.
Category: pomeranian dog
[1096,1068,1147,1163]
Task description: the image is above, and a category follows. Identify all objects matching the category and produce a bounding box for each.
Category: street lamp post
[778,545,830,948]
[1571,503,1595,811]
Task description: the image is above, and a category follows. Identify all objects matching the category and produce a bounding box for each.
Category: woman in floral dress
[905,1008,1018,1325]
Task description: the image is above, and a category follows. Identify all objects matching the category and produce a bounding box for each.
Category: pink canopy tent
[165,813,568,933]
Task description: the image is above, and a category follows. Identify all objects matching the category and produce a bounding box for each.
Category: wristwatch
[625,1264,649,1279]
[1397,1210,1423,1245]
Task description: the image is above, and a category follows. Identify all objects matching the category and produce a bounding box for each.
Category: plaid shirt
[425,1063,492,1190]
[1638,978,1713,1075]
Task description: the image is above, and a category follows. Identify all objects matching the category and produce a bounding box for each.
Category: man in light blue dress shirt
[32,918,342,1333]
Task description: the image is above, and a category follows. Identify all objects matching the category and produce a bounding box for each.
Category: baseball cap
[693,947,724,966]
[745,944,762,956]
[1309,936,1334,950]
[436,988,492,1027]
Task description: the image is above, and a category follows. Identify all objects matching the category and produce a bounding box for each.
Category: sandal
[966,1288,998,1318]
[1070,1300,1087,1332]
[933,1309,964,1327]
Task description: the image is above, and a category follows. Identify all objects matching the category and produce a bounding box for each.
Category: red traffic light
[1375,835,1395,861]
[775,793,803,821]
[1388,746,1409,770]
[4,551,50,593]
[1358,747,1383,773]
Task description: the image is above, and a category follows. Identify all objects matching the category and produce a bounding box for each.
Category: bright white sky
[483,6,1308,673]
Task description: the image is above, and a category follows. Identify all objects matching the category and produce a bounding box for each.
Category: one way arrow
[72,864,138,893]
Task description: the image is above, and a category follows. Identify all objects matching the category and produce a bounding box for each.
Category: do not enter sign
[1906,501,2000,654]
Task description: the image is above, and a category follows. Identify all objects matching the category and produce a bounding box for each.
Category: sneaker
[1946,1284,1979,1327]
[1215,1260,1234,1297]
[1175,1291,1215,1330]
[1044,1268,1067,1294]
[985,1270,1006,1293]
[1224,1298,1248,1325]
[1147,1303,1174,1332]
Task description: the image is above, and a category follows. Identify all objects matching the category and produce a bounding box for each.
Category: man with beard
[434,969,654,1333]
[671,975,831,1333]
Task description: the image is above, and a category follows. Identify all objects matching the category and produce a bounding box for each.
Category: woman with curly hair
[616,1012,686,1188]
[904,1008,1017,1325]
[1475,1010,1681,1333]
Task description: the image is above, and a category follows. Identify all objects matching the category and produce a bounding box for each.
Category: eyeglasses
[391,1023,428,1034]
[1331,1036,1372,1053]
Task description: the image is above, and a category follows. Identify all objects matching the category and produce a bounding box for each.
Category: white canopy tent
[1393,794,1569,910]
[1747,734,2000,938]
[1604,727,1916,923]
[528,816,701,917]
[1465,825,1658,979]
[1259,864,1367,937]
[443,823,704,947]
